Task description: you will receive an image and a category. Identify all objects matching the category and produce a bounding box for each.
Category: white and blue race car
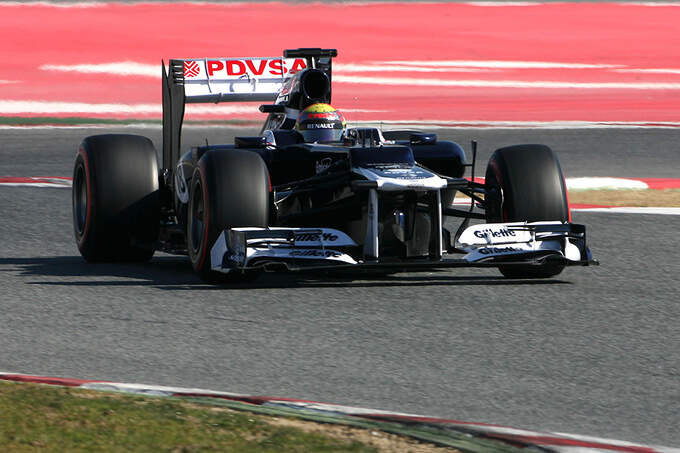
[72,48,596,282]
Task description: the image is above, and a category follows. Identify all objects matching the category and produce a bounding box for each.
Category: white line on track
[0,101,155,114]
[334,75,680,90]
[0,101,253,115]
[572,207,680,215]
[612,68,680,74]
[0,123,259,130]
[0,1,272,6]
[566,177,649,190]
[4,1,680,7]
[335,64,493,73]
[0,101,384,116]
[381,60,623,69]
[0,1,103,7]
[0,182,70,188]
[0,1,539,7]
[465,2,538,6]
[41,62,159,77]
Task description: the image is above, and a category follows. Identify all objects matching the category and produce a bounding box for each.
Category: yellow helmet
[296,103,346,143]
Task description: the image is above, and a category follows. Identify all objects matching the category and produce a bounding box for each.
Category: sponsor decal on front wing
[232,227,357,247]
[458,223,534,245]
[211,228,358,271]
[463,243,537,262]
[462,239,565,263]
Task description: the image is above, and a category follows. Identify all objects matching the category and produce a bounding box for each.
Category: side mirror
[409,133,437,146]
[259,104,286,113]
[346,128,385,147]
[235,136,267,149]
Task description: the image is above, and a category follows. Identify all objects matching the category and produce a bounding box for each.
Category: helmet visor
[300,127,344,143]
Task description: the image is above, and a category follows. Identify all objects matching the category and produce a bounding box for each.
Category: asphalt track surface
[1,127,679,447]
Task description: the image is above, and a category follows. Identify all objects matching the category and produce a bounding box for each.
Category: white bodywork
[209,161,585,272]
[177,57,308,103]
[457,222,583,262]
[353,166,448,191]
[211,227,358,271]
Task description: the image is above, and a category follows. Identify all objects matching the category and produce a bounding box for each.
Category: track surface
[1,127,679,446]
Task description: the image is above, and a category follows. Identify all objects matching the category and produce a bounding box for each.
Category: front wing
[209,223,597,274]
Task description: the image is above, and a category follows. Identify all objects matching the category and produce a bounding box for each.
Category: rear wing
[161,48,337,173]
[171,57,309,104]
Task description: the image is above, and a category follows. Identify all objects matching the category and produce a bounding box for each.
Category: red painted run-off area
[2,2,680,122]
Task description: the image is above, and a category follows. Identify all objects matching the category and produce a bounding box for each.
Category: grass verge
[567,189,680,207]
[0,380,457,453]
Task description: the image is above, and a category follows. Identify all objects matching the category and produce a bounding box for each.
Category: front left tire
[187,149,270,282]
[484,144,570,278]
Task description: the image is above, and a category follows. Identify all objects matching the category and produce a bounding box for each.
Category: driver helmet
[296,103,346,143]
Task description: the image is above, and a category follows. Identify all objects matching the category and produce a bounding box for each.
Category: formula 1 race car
[72,48,596,282]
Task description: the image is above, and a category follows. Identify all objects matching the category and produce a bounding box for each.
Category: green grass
[0,380,377,453]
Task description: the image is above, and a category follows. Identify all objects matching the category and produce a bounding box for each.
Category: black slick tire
[187,149,270,282]
[72,134,160,262]
[484,144,570,278]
